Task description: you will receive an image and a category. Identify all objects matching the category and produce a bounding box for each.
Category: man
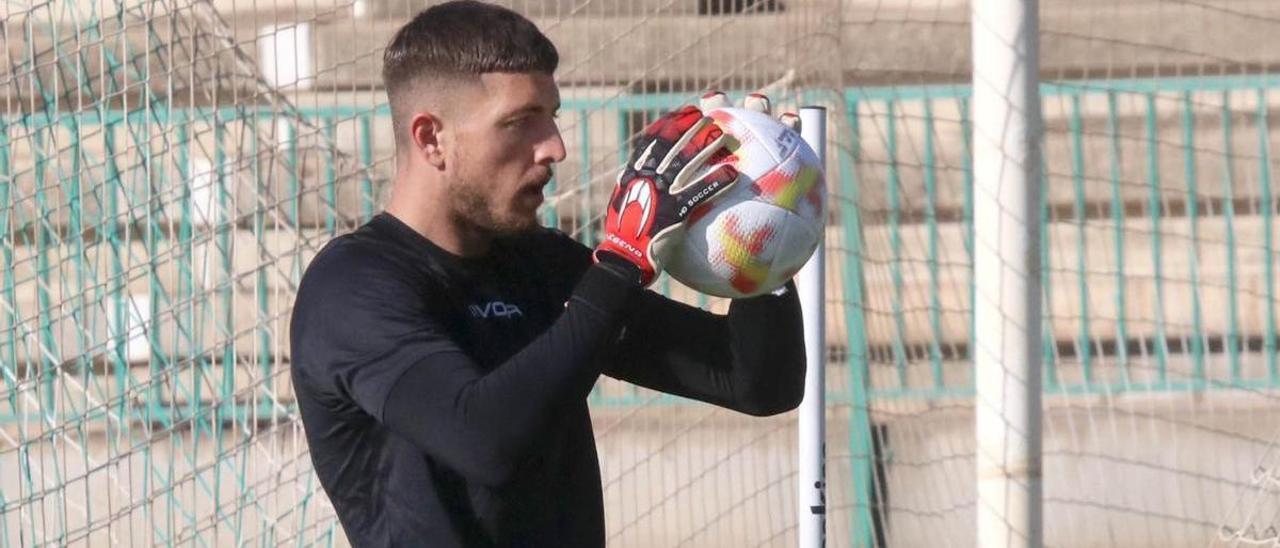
[289,1,806,546]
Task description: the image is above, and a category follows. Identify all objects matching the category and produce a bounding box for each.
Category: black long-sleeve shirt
[289,212,805,547]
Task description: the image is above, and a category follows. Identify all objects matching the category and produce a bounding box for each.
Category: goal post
[798,104,829,548]
[971,0,1044,544]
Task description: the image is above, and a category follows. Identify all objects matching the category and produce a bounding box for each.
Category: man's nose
[536,129,567,165]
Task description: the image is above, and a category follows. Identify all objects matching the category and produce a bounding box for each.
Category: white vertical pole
[972,0,1043,545]
[798,106,828,548]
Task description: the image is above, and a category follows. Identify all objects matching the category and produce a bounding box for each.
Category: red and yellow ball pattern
[662,107,826,298]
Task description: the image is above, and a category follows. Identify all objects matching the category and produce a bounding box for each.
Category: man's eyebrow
[506,102,561,117]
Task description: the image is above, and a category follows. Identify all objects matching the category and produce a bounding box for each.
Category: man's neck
[385,182,491,259]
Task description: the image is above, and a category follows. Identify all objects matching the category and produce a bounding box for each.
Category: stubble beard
[447,172,537,238]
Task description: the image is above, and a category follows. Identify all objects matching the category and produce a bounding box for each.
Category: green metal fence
[5,74,1280,423]
[4,73,1279,547]
[840,75,1279,400]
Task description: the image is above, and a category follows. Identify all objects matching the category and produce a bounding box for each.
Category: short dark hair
[382,1,559,145]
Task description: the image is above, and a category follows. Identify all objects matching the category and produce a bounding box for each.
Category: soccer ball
[662,107,826,298]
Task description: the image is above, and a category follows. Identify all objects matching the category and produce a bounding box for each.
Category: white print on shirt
[468,301,524,319]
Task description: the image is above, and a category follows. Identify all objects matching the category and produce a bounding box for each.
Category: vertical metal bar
[923,99,944,390]
[144,107,164,425]
[886,101,908,388]
[32,126,56,413]
[1259,88,1277,382]
[1181,91,1206,385]
[177,113,193,364]
[39,111,70,543]
[359,114,374,222]
[1039,112,1056,391]
[323,116,337,234]
[190,108,224,541]
[139,26,163,538]
[214,113,233,539]
[1221,91,1242,383]
[66,116,89,379]
[175,109,199,545]
[0,117,16,417]
[840,98,877,548]
[1145,93,1169,384]
[235,112,255,545]
[961,96,975,386]
[1106,91,1129,383]
[103,118,129,421]
[68,112,98,543]
[286,117,301,283]
[254,115,272,402]
[1070,94,1092,384]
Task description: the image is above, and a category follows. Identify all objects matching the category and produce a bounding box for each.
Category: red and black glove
[594,106,739,286]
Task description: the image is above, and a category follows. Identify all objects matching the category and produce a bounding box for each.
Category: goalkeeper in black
[289,2,807,546]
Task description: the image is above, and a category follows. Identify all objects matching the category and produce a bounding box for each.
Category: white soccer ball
[663,107,826,298]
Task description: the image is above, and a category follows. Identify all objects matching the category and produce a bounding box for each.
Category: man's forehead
[477,72,559,106]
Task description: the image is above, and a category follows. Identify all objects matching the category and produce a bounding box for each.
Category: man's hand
[594,105,738,285]
[699,90,801,131]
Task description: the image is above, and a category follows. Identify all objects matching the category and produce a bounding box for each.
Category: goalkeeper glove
[594,105,739,286]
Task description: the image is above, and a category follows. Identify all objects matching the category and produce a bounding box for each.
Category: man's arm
[545,219,806,416]
[595,90,808,415]
[603,282,806,416]
[380,263,641,486]
[293,251,638,488]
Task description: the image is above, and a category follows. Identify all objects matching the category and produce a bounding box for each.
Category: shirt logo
[469,301,524,319]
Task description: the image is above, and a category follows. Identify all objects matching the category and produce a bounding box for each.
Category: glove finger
[632,105,704,173]
[642,106,703,148]
[657,116,719,180]
[744,93,771,115]
[672,163,739,221]
[666,122,731,193]
[779,111,801,132]
[700,91,732,111]
[645,105,702,137]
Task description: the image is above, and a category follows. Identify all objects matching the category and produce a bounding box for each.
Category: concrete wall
[7,0,1280,103]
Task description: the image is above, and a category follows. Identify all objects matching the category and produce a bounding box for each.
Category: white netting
[5,0,1280,546]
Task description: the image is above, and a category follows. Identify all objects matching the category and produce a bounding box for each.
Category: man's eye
[502,115,529,127]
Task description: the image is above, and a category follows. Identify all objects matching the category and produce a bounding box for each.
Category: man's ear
[409,112,446,168]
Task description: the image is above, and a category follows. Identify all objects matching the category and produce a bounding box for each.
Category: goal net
[5,0,1280,546]
[845,1,1280,546]
[1,0,840,546]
